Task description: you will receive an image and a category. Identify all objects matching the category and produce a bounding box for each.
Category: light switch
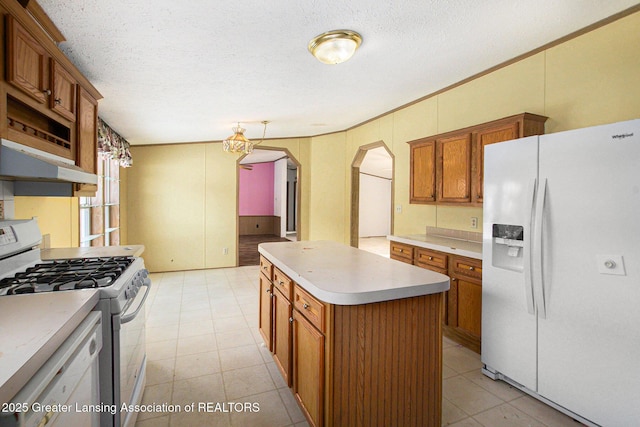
[596,254,626,276]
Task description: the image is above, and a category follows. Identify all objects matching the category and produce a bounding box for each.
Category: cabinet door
[272,287,293,386]
[293,312,324,427]
[258,273,273,351]
[51,60,77,121]
[75,87,98,196]
[456,278,482,337]
[409,140,436,203]
[6,16,49,104]
[437,133,472,202]
[473,122,519,203]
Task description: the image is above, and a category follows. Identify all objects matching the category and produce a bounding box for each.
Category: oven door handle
[121,278,151,325]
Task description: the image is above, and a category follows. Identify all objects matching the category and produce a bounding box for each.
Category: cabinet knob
[279,280,284,285]
[265,289,271,293]
[42,89,52,96]
[54,98,62,105]
[451,278,457,281]
[303,303,310,310]
[289,317,294,323]
[469,266,475,271]
[428,256,433,260]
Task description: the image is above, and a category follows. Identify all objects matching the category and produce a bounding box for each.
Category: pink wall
[239,162,274,215]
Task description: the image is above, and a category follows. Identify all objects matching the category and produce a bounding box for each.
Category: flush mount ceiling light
[308,30,362,65]
[222,120,269,154]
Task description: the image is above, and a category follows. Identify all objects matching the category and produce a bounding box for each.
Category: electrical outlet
[470,217,478,229]
[395,204,402,213]
[222,247,228,255]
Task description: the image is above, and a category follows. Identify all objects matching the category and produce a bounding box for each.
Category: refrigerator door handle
[533,177,547,319]
[523,178,537,315]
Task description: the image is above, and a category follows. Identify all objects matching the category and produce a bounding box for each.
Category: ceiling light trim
[308,29,362,65]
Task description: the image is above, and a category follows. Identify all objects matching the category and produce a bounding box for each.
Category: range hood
[0,139,98,196]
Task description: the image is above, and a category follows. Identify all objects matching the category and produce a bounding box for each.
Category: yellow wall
[14,197,78,247]
[13,11,640,271]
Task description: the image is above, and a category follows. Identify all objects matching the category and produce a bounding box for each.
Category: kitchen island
[258,240,450,427]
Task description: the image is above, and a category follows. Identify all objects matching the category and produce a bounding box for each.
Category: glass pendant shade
[222,121,268,155]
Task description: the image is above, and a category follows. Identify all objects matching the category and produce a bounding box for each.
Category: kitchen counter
[41,244,145,260]
[388,234,482,259]
[258,240,450,305]
[0,289,100,404]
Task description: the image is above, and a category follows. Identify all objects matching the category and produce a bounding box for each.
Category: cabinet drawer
[273,267,293,301]
[414,248,447,270]
[259,256,273,280]
[389,242,413,263]
[451,256,482,280]
[293,285,325,333]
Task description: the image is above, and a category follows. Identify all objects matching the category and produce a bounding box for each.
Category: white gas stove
[0,219,150,427]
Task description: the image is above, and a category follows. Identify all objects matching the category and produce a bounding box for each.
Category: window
[79,157,120,247]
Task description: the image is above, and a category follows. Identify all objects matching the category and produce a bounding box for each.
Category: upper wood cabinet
[50,59,77,121]
[6,15,48,104]
[409,113,547,205]
[437,133,472,203]
[74,87,99,195]
[410,139,436,202]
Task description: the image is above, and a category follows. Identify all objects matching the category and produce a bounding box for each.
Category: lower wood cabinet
[272,285,293,386]
[292,310,324,427]
[390,241,483,353]
[259,254,445,426]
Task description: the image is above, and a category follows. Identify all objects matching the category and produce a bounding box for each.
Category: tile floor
[135,265,582,427]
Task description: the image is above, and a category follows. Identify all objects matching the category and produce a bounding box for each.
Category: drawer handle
[262,265,268,270]
[278,280,284,285]
[265,289,271,293]
[428,256,433,260]
[469,266,475,271]
[398,249,403,253]
[303,303,310,310]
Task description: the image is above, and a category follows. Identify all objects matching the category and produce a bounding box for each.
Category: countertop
[387,234,482,260]
[41,244,145,260]
[0,289,100,404]
[258,240,450,305]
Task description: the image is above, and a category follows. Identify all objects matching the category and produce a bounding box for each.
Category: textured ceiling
[37,0,639,145]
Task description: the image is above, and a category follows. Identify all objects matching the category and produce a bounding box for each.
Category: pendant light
[222,121,269,154]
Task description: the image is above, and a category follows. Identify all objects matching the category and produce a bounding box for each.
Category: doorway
[237,148,301,266]
[351,142,394,257]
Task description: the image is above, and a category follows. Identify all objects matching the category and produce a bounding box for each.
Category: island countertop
[258,240,449,305]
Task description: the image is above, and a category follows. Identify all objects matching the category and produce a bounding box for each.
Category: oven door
[114,276,150,427]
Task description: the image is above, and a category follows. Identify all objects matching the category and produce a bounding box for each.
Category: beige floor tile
[509,395,584,427]
[278,388,306,424]
[177,333,217,356]
[210,296,240,309]
[180,298,210,311]
[462,369,524,402]
[229,390,291,427]
[443,364,458,379]
[172,373,227,406]
[443,345,483,374]
[266,361,289,389]
[447,418,483,427]
[146,358,175,386]
[207,287,235,300]
[473,403,546,427]
[174,351,221,380]
[222,364,277,399]
[179,320,215,338]
[443,375,503,415]
[216,328,256,350]
[211,304,244,319]
[146,340,178,362]
[213,315,249,333]
[218,344,264,371]
[147,325,179,343]
[180,308,212,323]
[170,411,231,427]
[135,414,170,427]
[137,382,173,421]
[442,398,469,425]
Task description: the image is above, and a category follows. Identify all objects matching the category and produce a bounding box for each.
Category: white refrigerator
[481,119,640,427]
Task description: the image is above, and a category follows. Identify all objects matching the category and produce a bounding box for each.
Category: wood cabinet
[293,308,324,427]
[1,4,102,175]
[409,113,547,205]
[409,139,436,203]
[259,252,445,426]
[258,268,273,351]
[390,240,483,353]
